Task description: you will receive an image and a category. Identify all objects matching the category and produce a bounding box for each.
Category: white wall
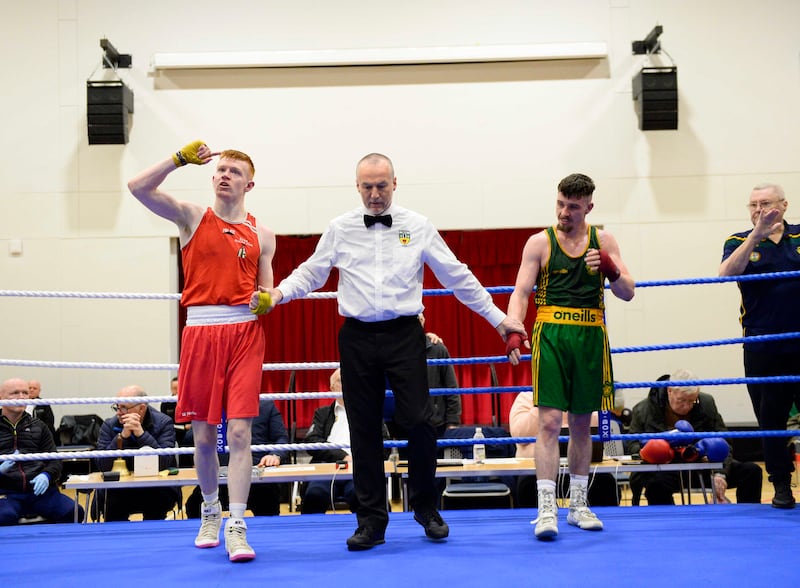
[1,0,798,425]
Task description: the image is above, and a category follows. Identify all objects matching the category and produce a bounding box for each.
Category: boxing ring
[1,274,799,587]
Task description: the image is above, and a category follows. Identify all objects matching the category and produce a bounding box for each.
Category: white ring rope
[0,443,352,463]
[0,359,341,371]
[0,289,337,300]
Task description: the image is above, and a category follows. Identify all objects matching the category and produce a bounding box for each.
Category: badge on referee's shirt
[398,230,411,246]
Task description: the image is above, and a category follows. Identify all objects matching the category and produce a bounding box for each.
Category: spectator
[0,377,84,525]
[627,370,763,505]
[420,314,461,436]
[161,376,190,447]
[185,398,289,517]
[509,391,620,507]
[160,376,179,423]
[93,385,180,521]
[719,182,800,508]
[301,369,390,514]
[27,380,57,444]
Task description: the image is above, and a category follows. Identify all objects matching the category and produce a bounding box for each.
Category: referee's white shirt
[277,204,505,327]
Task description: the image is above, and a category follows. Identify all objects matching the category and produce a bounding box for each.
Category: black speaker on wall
[87,81,134,144]
[632,66,677,130]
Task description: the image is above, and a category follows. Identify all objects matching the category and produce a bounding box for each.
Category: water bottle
[473,427,486,464]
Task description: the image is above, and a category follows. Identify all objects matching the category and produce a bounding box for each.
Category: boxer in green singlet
[506,173,635,539]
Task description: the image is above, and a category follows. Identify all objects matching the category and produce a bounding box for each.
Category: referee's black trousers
[339,316,437,531]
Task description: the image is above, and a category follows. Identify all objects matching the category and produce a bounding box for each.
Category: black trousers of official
[339,316,437,531]
[744,349,800,484]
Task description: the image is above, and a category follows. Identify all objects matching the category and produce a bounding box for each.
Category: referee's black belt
[344,315,419,331]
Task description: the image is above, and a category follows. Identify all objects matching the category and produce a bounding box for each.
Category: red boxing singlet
[181,208,260,307]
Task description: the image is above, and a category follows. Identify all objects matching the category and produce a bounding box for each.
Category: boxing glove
[676,444,700,463]
[695,437,730,462]
[668,420,694,447]
[640,438,675,464]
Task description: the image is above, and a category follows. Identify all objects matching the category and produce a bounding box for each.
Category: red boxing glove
[639,438,675,464]
[598,250,621,282]
[505,332,528,356]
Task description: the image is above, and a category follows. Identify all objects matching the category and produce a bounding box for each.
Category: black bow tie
[364,214,392,228]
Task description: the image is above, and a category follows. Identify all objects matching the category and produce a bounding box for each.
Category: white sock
[537,479,556,493]
[570,475,589,490]
[229,503,246,520]
[202,490,219,505]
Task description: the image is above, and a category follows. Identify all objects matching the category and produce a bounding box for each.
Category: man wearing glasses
[720,183,800,508]
[627,369,762,505]
[93,385,179,521]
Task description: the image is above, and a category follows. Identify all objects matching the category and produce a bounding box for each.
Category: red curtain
[258,228,542,433]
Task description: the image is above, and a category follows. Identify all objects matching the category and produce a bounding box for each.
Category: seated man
[628,369,763,505]
[93,385,180,521]
[420,315,461,437]
[160,376,191,447]
[1,377,84,525]
[27,380,58,443]
[184,397,289,517]
[301,369,389,514]
[509,391,620,507]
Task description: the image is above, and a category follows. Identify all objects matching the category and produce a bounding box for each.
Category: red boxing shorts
[177,306,265,425]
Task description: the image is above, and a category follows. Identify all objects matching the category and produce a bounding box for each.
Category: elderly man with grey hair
[720,182,800,508]
[628,369,762,505]
[92,385,179,520]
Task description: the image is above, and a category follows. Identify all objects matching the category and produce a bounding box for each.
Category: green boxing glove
[251,291,273,315]
[172,140,206,167]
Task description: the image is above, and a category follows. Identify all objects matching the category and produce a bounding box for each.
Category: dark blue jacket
[95,406,177,472]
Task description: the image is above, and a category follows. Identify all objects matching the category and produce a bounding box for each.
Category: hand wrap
[251,291,273,315]
[598,250,620,282]
[505,332,528,357]
[172,140,206,167]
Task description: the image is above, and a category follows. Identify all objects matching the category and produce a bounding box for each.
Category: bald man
[92,385,179,521]
[1,378,83,525]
